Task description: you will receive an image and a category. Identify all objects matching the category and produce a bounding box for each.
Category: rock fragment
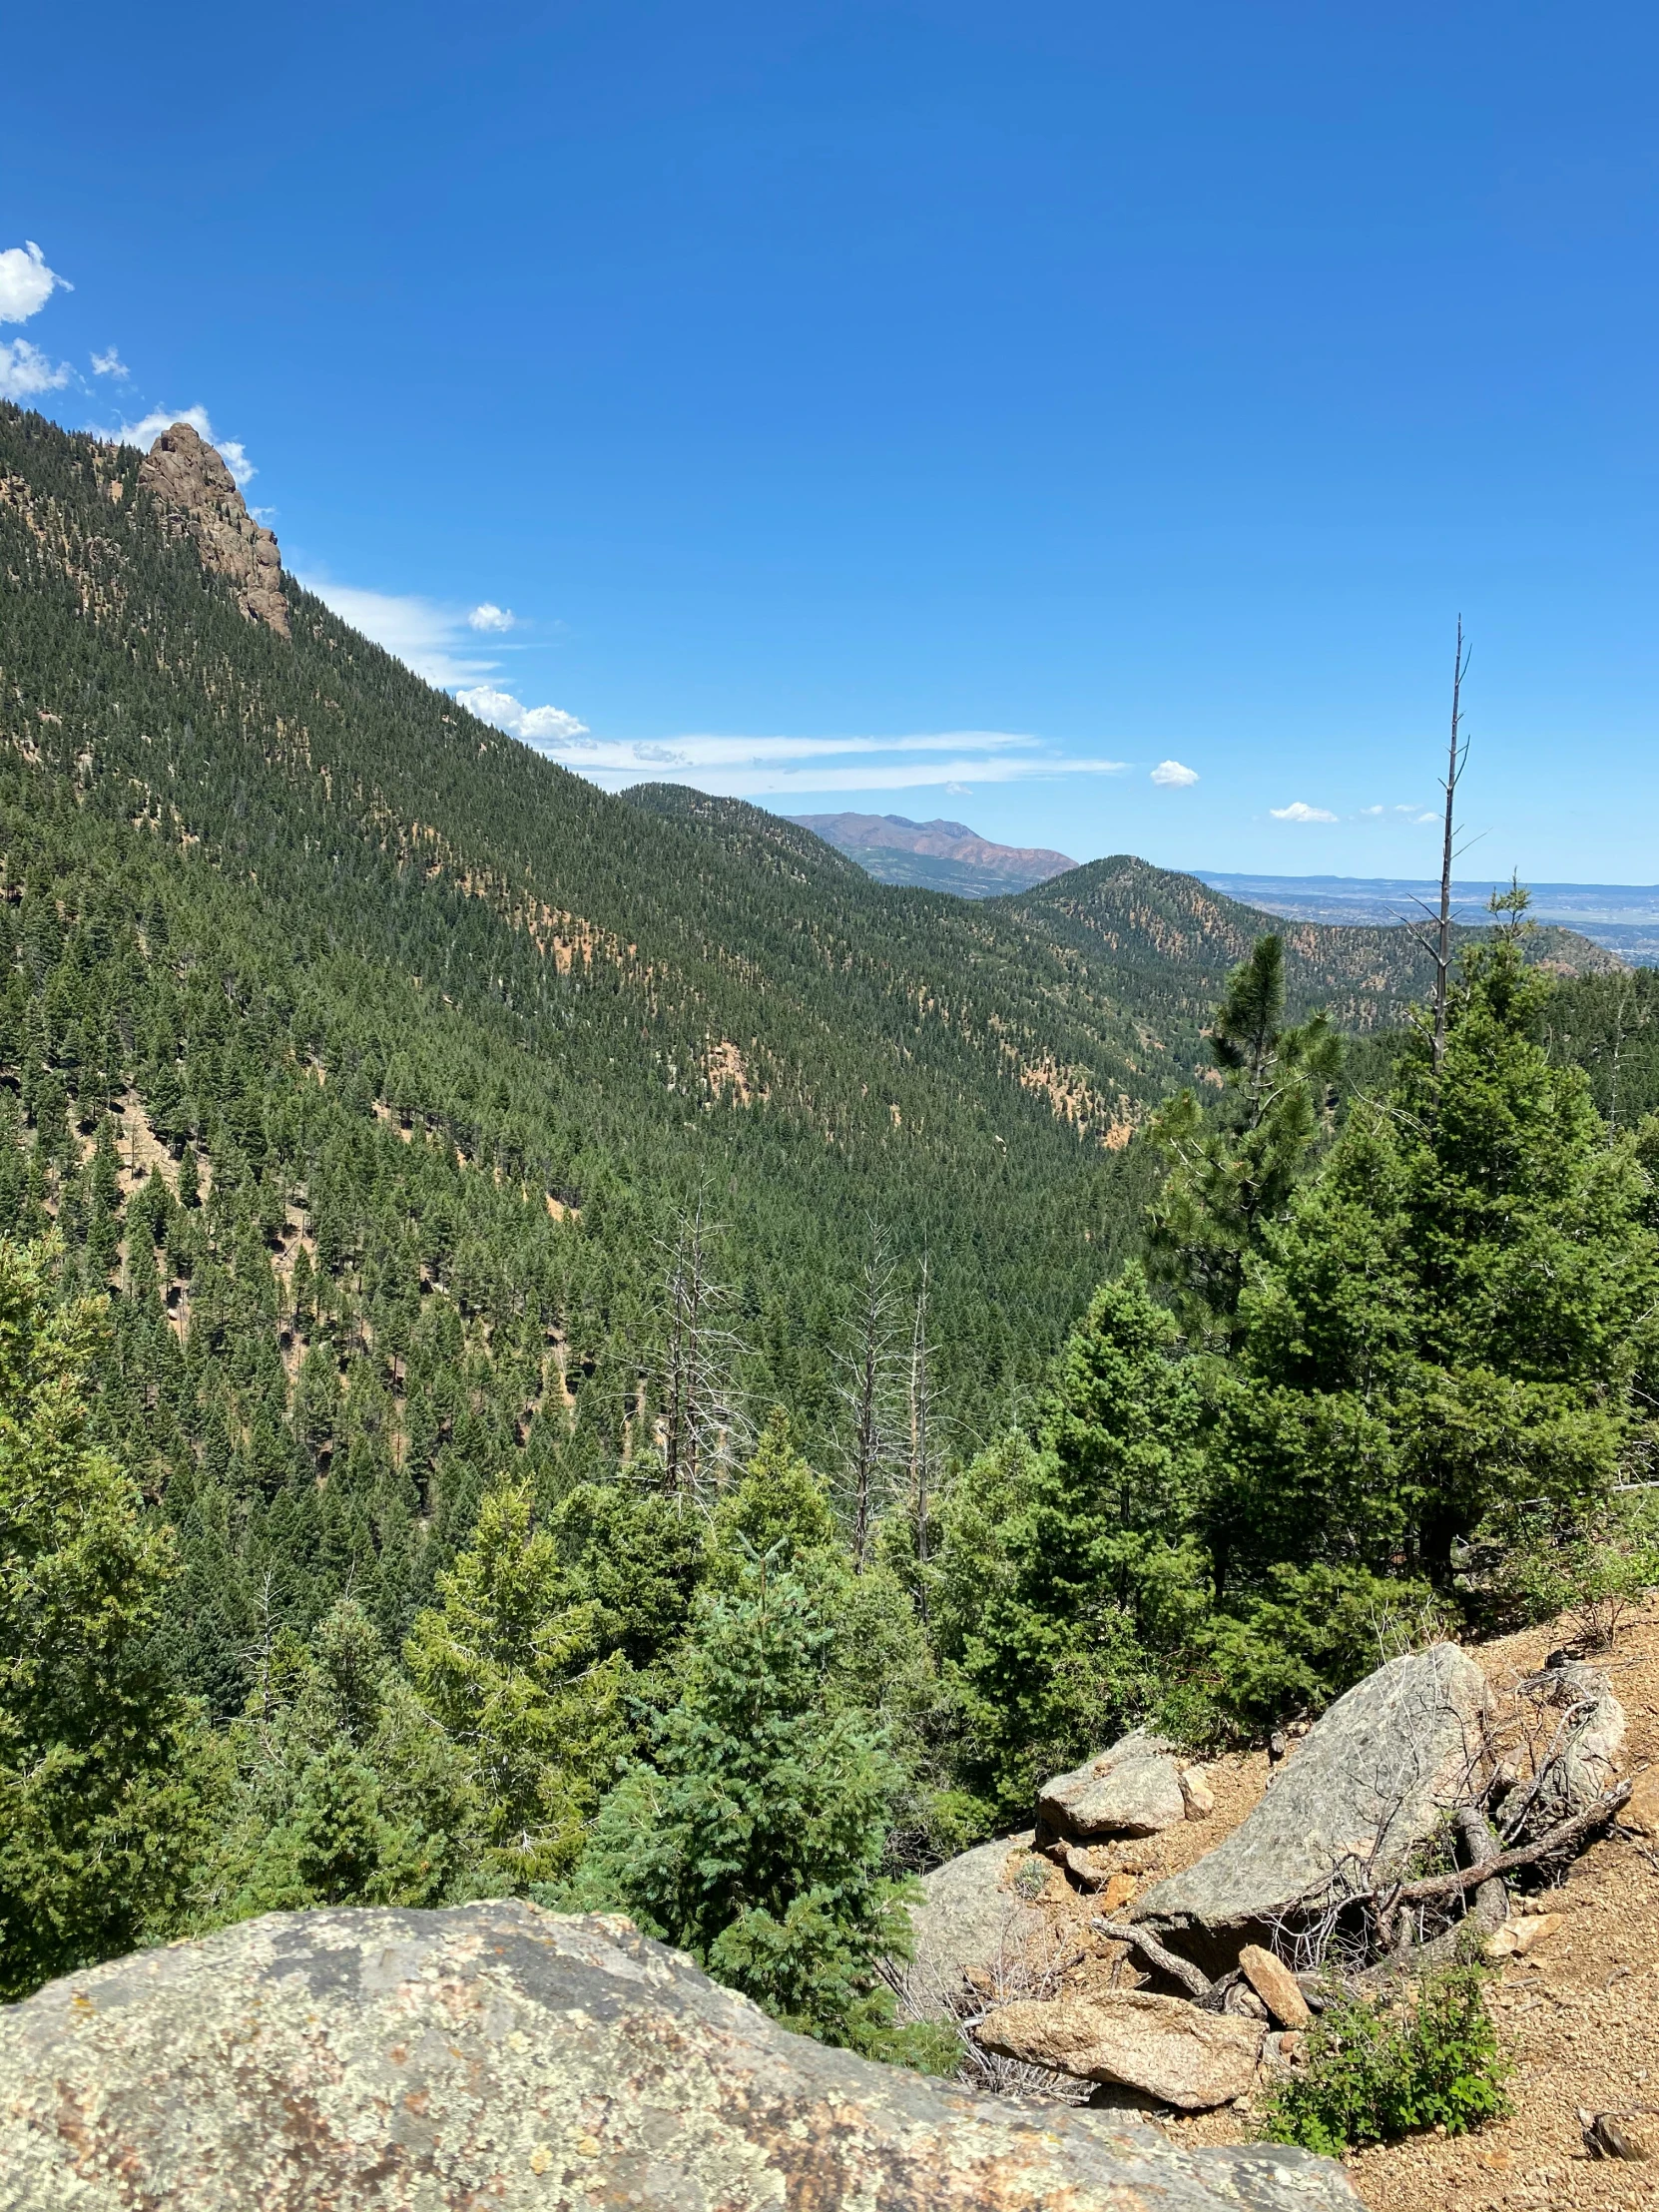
[976,1989,1265,2110]
[1498,1662,1625,1839]
[1238,1943,1313,2029]
[902,1830,1047,2015]
[1180,1763,1217,1819]
[1040,1729,1189,1839]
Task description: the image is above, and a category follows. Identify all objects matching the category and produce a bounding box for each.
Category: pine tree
[945,1265,1205,1819]
[404,1480,626,1885]
[1148,934,1342,1341]
[1215,927,1658,1584]
[0,1237,222,1997]
[569,1551,918,2056]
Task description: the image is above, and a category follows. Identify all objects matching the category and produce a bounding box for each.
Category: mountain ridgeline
[784,810,1078,896]
[0,398,1625,1701]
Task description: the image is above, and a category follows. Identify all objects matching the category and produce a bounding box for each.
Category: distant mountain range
[1196,873,1659,966]
[786,812,1078,897]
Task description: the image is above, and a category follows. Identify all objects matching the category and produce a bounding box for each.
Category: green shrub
[1259,1967,1511,2156]
[1166,1563,1449,1746]
[1461,1490,1659,1644]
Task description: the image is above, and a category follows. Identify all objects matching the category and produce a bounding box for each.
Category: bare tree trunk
[1432,619,1470,1076]
[906,1259,935,1625]
[841,1227,900,1571]
[659,1197,746,1508]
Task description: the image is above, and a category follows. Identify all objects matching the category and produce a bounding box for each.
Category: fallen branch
[1089,1918,1213,1999]
[1364,1780,1631,1920]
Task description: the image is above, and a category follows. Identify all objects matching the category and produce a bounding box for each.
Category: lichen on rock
[0,1900,1361,2208]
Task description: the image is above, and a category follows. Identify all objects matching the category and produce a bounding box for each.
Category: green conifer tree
[570,1552,919,2057]
[1148,935,1342,1341]
[944,1265,1205,1819]
[0,1238,223,1997]
[404,1480,626,1886]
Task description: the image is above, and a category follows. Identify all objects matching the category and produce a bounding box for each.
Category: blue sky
[5,2,1658,878]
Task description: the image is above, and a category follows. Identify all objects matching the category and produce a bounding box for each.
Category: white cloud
[450,702,1131,794]
[455,685,587,744]
[467,602,516,632]
[0,338,73,400]
[1151,759,1199,788]
[1271,801,1339,824]
[90,346,128,378]
[291,574,1133,802]
[1360,802,1442,826]
[0,241,69,323]
[90,404,257,486]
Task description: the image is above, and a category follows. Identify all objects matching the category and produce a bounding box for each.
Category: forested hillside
[0,396,1568,1678]
[3,401,1652,2058]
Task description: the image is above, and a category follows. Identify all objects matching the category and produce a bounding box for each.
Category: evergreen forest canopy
[3,398,1657,2051]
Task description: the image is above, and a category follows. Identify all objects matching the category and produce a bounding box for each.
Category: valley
[2,400,1656,2211]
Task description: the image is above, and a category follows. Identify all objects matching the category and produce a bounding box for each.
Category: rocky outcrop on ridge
[0,1900,1360,2209]
[138,419,289,636]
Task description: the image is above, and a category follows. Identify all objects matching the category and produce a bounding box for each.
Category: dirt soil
[1001,1607,1659,2208]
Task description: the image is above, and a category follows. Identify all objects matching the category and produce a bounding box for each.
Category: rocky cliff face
[138,419,289,637]
[0,1901,1358,2209]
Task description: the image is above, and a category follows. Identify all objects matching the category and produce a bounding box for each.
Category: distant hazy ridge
[1197,872,1659,965]
[787,812,1077,897]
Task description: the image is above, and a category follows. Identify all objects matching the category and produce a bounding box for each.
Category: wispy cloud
[1151,759,1199,788]
[452,699,1131,796]
[90,346,128,378]
[1271,801,1339,824]
[297,579,505,687]
[0,241,69,324]
[298,572,1135,801]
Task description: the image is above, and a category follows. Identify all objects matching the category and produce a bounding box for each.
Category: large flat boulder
[1039,1729,1189,1839]
[1135,1642,1488,1946]
[0,1903,1359,2210]
[902,1828,1047,2013]
[977,1990,1265,2110]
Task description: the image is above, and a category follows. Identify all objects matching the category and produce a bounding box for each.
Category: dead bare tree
[657,1195,748,1509]
[838,1225,906,1571]
[1390,621,1478,1078]
[902,1255,943,1622]
[1431,618,1472,1075]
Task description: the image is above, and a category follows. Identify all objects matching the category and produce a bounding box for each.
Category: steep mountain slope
[0,398,1607,1707]
[785,810,1078,896]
